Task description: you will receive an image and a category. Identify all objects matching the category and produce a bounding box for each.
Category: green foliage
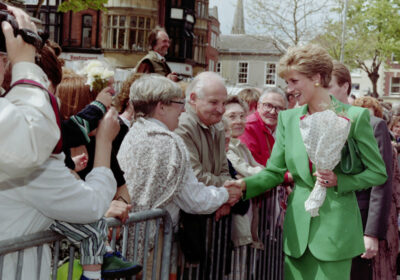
[57,0,108,12]
[314,0,400,96]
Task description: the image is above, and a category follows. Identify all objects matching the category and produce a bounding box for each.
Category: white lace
[299,110,351,217]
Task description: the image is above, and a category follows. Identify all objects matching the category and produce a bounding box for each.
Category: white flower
[78,60,115,91]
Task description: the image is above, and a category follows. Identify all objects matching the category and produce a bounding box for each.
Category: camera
[0,2,43,53]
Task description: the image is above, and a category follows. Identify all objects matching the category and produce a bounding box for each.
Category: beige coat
[227,138,264,247]
[227,138,264,177]
[175,106,230,187]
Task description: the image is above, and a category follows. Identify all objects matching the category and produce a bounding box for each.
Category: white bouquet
[78,60,114,92]
[299,110,351,217]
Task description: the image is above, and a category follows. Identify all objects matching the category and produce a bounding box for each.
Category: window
[238,62,248,84]
[25,1,62,43]
[351,83,360,91]
[194,35,206,64]
[82,15,92,48]
[197,2,202,17]
[197,0,207,18]
[265,63,276,85]
[37,11,60,42]
[209,60,215,71]
[104,14,153,51]
[216,62,221,73]
[391,77,400,94]
[210,32,217,48]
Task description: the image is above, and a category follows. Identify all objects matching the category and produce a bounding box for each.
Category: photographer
[0,5,59,184]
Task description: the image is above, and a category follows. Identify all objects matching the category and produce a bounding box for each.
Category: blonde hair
[237,88,260,104]
[130,74,183,118]
[278,44,333,88]
[353,96,383,118]
[390,115,400,131]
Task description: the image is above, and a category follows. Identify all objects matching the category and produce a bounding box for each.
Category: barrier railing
[0,189,284,280]
[0,209,172,280]
[176,187,285,280]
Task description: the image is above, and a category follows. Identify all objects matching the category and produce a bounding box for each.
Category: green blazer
[244,97,387,261]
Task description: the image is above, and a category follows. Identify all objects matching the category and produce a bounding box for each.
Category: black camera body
[0,9,19,53]
[0,3,43,53]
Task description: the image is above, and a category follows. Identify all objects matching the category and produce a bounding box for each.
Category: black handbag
[340,138,364,174]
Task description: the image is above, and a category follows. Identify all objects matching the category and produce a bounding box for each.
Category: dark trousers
[350,256,372,280]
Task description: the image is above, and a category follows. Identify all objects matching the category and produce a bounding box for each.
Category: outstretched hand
[224,179,246,192]
[224,180,242,206]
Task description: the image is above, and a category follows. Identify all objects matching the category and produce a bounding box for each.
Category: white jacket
[0,62,60,184]
[0,153,116,280]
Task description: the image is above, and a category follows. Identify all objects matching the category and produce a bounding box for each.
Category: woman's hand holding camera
[1,5,37,65]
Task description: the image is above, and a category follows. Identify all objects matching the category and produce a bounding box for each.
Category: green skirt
[284,248,352,280]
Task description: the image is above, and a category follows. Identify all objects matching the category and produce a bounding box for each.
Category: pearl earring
[314,82,320,87]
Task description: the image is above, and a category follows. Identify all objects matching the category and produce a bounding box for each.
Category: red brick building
[62,9,102,52]
[206,6,219,72]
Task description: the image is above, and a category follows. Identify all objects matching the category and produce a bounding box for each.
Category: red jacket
[239,111,275,166]
[239,111,290,183]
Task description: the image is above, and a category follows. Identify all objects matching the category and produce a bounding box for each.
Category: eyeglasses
[170,100,186,107]
[261,102,285,113]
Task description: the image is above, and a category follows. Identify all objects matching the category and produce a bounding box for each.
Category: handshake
[215,179,246,221]
[224,180,243,206]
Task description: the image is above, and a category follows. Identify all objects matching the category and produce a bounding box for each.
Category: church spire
[231,0,245,34]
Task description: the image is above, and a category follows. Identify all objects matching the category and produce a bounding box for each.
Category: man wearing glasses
[239,88,287,166]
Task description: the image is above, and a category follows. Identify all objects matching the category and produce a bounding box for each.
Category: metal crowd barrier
[0,190,285,280]
[176,187,285,280]
[0,209,172,280]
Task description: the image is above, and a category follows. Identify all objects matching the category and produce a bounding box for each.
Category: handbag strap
[4,79,63,154]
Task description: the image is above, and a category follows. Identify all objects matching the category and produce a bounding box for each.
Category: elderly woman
[226,44,387,279]
[223,95,264,247]
[117,75,240,275]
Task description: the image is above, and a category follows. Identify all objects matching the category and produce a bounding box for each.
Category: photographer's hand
[2,6,37,65]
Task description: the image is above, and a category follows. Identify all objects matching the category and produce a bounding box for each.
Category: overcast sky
[209,0,237,35]
[209,0,263,35]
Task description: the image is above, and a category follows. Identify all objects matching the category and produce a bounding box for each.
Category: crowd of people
[1,4,400,280]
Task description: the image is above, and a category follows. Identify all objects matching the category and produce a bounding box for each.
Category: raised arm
[0,6,60,183]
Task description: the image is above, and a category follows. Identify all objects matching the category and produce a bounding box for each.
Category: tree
[315,0,400,97]
[57,0,108,12]
[247,0,332,46]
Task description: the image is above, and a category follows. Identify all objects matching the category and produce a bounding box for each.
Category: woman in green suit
[227,44,387,279]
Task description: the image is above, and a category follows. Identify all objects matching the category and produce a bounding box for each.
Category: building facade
[350,58,400,105]
[206,6,219,72]
[25,0,62,43]
[101,0,160,68]
[164,0,196,77]
[217,34,286,89]
[22,0,213,78]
